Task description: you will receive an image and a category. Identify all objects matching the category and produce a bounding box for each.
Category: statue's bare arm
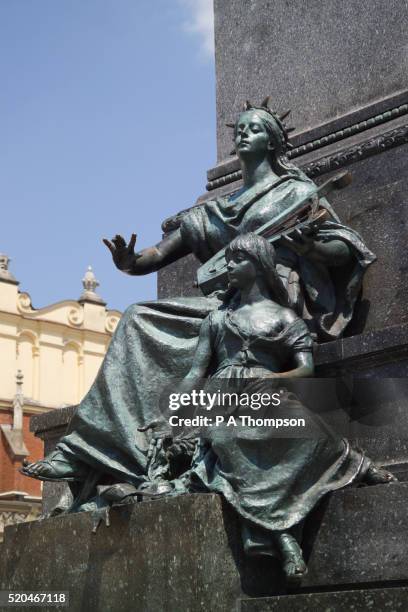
[103,228,191,275]
[275,350,314,378]
[184,315,213,381]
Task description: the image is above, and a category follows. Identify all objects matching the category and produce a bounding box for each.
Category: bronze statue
[143,233,396,584]
[21,99,385,519]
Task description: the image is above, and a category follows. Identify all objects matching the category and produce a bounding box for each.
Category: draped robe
[187,308,367,541]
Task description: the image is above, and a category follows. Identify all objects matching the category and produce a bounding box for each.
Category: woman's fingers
[128,233,137,252]
[103,238,115,255]
[114,235,127,248]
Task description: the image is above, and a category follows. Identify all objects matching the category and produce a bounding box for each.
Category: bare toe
[20,450,87,481]
[364,464,398,485]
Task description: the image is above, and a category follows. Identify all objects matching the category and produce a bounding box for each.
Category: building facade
[0,254,121,540]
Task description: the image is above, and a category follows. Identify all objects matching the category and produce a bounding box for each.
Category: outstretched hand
[103,233,142,271]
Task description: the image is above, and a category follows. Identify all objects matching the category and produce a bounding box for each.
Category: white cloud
[179,0,215,60]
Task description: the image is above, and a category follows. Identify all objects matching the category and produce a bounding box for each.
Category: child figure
[168,233,396,584]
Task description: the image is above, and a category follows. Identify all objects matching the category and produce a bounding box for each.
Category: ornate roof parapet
[0,255,120,333]
[79,266,106,305]
[0,253,18,285]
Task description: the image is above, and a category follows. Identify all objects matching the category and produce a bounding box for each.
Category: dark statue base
[1,487,408,611]
[240,588,408,611]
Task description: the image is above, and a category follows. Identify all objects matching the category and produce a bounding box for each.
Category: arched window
[62,341,82,405]
[16,331,38,399]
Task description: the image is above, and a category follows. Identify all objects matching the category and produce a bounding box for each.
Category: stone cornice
[206,122,408,190]
[315,323,408,375]
[161,119,408,234]
[205,93,408,191]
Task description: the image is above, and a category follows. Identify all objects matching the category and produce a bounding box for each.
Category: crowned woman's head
[225,233,289,307]
[229,97,304,179]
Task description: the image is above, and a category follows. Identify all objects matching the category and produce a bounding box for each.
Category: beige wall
[0,280,121,410]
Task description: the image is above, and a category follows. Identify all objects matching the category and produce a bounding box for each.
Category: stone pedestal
[0,494,266,612]
[1,488,408,611]
[240,588,408,611]
[30,406,76,516]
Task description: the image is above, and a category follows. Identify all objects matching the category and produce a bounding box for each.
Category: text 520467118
[0,592,69,607]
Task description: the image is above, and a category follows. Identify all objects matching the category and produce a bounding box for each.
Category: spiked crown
[226,96,295,155]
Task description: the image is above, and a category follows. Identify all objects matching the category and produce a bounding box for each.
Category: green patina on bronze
[21,101,388,573]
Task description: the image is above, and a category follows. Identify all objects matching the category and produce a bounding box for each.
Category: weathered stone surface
[3,486,408,609]
[31,405,76,516]
[0,494,284,611]
[316,144,408,335]
[314,325,408,462]
[302,482,408,588]
[157,252,201,299]
[30,405,76,436]
[240,587,408,611]
[214,0,408,160]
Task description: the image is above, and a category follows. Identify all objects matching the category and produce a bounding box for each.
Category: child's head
[225,233,288,306]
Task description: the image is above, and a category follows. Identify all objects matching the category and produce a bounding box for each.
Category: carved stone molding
[17,292,34,314]
[304,123,408,178]
[206,169,242,191]
[67,307,84,327]
[206,123,408,190]
[105,315,120,334]
[293,103,408,159]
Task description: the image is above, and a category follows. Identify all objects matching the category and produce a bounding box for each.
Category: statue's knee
[121,304,146,331]
[123,303,143,319]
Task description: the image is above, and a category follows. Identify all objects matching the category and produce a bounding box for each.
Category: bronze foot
[363,464,398,485]
[20,449,88,482]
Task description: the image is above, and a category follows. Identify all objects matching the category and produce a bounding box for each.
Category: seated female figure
[174,233,395,584]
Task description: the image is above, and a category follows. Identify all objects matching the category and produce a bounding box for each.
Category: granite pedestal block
[0,494,272,612]
[1,487,408,611]
[213,0,408,161]
[240,588,408,612]
[30,406,77,516]
[302,482,408,588]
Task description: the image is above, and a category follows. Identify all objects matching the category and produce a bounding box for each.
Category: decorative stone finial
[13,370,24,431]
[15,369,24,399]
[0,253,18,285]
[79,266,105,304]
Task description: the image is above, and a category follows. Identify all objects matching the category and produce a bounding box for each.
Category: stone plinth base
[240,588,408,611]
[0,494,253,612]
[1,487,408,611]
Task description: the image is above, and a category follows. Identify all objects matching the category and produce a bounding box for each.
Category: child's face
[226,250,258,289]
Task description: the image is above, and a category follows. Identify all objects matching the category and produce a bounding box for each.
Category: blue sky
[1,0,215,312]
